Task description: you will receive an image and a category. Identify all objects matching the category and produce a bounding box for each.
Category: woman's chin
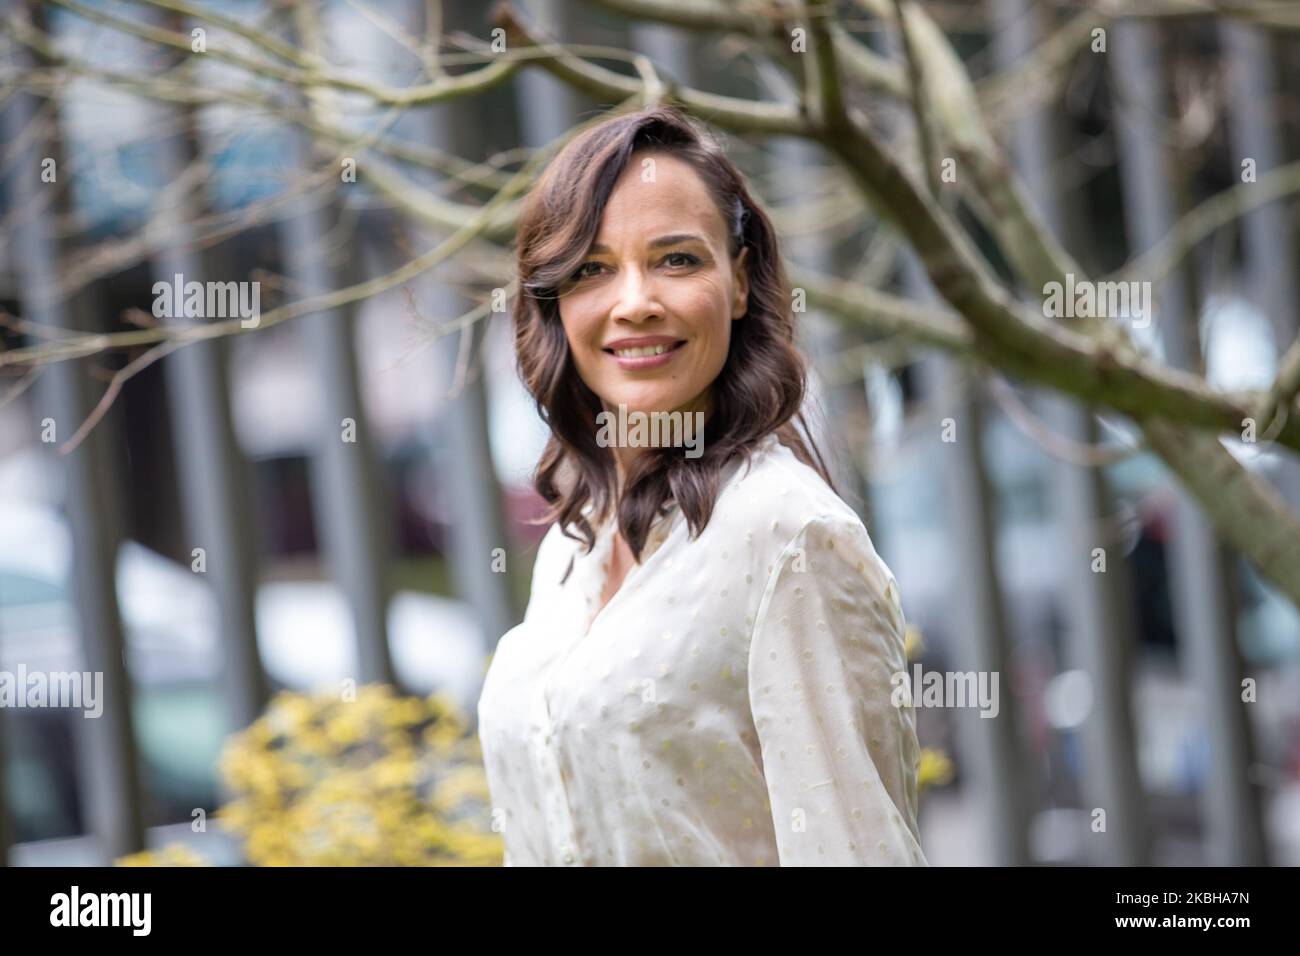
[602,396,683,417]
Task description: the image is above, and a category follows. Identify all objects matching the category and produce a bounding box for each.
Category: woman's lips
[603,339,686,370]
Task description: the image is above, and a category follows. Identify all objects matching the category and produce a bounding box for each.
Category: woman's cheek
[670,276,728,318]
[560,302,605,361]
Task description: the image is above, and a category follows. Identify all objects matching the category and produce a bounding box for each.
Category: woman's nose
[610,267,661,324]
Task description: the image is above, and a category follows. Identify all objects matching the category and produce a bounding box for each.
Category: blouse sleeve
[746,512,927,866]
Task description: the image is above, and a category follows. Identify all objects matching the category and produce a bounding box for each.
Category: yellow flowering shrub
[211,684,502,866]
[918,748,955,791]
[116,844,207,867]
[92,684,498,867]
[904,624,954,796]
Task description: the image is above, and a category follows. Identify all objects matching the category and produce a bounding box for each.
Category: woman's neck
[603,388,714,485]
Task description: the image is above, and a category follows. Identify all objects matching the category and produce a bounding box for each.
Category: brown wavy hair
[513,104,835,561]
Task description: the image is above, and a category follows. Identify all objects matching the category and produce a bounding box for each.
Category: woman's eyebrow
[588,233,708,254]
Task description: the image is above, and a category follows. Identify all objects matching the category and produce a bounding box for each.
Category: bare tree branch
[977,9,1102,131]
[492,3,809,135]
[59,339,185,455]
[584,0,908,95]
[1144,418,1300,602]
[800,0,848,131]
[1,132,550,367]
[1110,157,1300,290]
[14,0,1300,605]
[987,374,1142,469]
[50,0,518,106]
[891,0,940,195]
[795,268,974,352]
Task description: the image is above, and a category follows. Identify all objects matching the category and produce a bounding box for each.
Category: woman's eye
[571,261,604,280]
[663,252,700,268]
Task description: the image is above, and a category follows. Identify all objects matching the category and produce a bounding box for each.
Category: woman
[476,105,927,866]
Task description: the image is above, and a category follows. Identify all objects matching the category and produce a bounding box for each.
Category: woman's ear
[731,246,750,320]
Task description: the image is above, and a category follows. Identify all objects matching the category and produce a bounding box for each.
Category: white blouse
[475,433,927,866]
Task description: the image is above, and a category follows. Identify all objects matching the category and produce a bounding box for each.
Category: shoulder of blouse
[755,510,902,633]
[714,437,864,557]
[728,443,903,636]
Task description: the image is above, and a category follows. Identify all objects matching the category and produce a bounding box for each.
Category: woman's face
[557,151,749,421]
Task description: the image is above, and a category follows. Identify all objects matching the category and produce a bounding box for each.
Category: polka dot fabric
[476,434,928,866]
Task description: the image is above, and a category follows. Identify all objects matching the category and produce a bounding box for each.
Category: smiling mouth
[603,340,686,358]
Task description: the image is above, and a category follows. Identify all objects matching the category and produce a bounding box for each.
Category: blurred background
[1,0,1299,866]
